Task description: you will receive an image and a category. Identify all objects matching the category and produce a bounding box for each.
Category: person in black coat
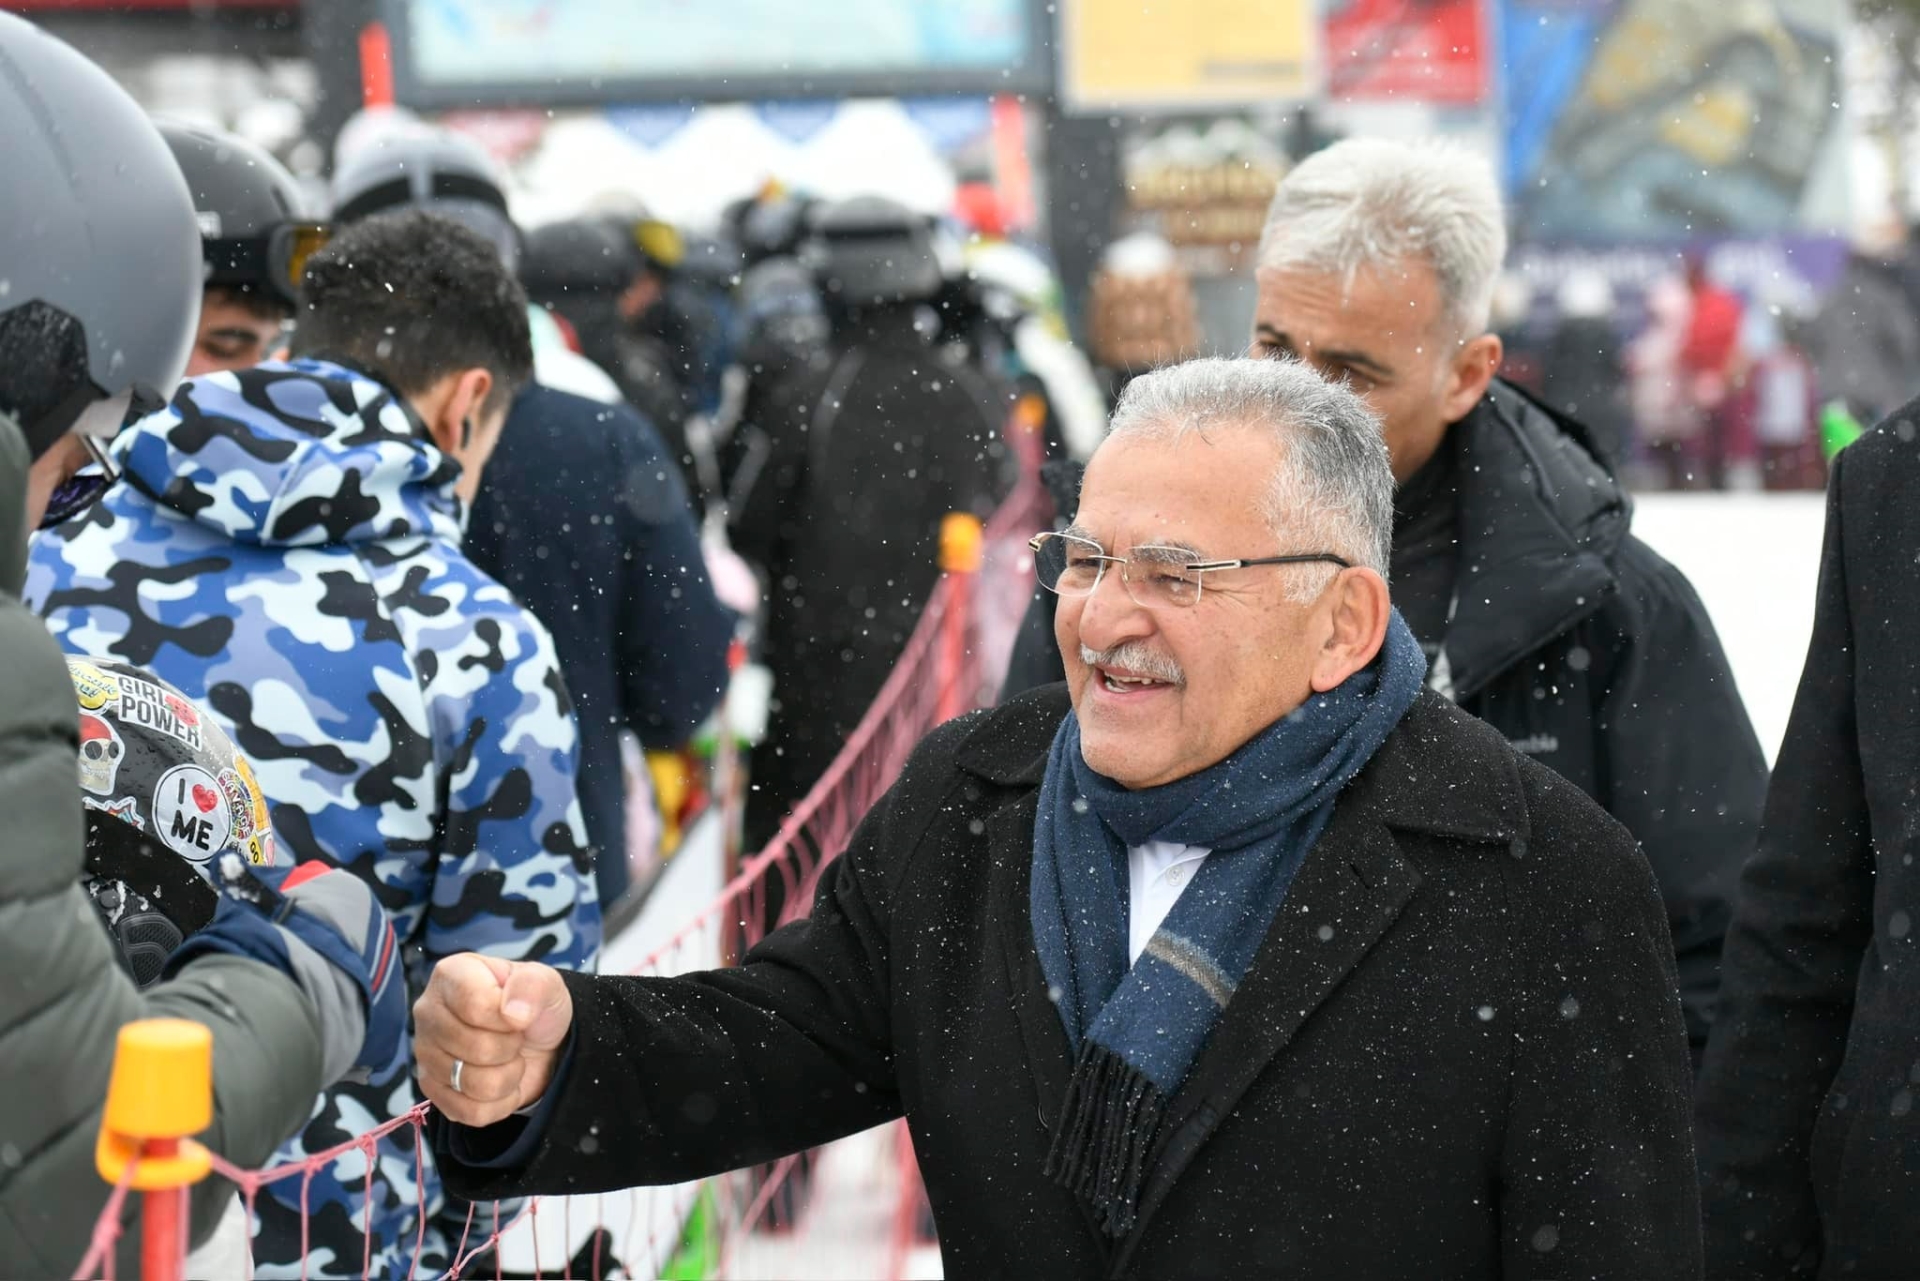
[731,197,1011,854]
[411,358,1700,1280]
[467,384,733,912]
[1696,409,1920,1276]
[1008,140,1767,1058]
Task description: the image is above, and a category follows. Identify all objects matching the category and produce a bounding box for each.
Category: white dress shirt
[1127,840,1212,964]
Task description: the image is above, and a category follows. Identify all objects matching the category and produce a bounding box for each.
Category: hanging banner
[901,98,994,153]
[1325,0,1490,106]
[754,100,842,145]
[604,104,700,149]
[1060,0,1318,111]
[1499,0,1846,241]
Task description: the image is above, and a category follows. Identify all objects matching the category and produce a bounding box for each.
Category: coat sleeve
[429,712,986,1201]
[420,599,601,973]
[0,594,329,1276]
[1589,535,1770,1054]
[1695,446,1874,1275]
[611,410,732,747]
[1500,759,1703,1277]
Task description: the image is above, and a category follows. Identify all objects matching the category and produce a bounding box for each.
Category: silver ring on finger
[451,1058,466,1095]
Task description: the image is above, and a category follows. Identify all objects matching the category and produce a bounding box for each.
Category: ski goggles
[39,434,119,530]
[203,221,332,310]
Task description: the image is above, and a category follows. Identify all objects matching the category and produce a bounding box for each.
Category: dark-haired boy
[26,208,600,1276]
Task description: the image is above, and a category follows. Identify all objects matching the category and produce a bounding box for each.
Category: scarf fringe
[1044,1041,1169,1237]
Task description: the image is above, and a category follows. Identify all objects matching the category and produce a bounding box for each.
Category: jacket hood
[1441,379,1628,699]
[0,414,27,596]
[114,359,465,549]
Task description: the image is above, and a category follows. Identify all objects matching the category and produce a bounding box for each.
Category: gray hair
[1105,357,1394,597]
[1256,137,1507,337]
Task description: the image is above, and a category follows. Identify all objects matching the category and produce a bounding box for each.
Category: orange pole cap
[940,513,985,575]
[95,1020,214,1190]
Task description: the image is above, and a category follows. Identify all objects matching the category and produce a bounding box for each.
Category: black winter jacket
[1003,382,1768,1053]
[468,384,732,909]
[1697,411,1920,1277]
[730,316,1011,851]
[435,685,1702,1280]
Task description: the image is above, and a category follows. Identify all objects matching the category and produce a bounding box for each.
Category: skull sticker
[77,712,125,797]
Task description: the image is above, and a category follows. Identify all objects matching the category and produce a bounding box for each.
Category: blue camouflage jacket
[26,359,600,1278]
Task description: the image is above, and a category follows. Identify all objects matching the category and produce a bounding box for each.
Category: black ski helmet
[0,13,200,460]
[68,655,282,987]
[159,120,326,314]
[800,196,944,306]
[521,217,643,302]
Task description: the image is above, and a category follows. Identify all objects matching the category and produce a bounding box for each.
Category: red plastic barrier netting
[72,457,1053,1281]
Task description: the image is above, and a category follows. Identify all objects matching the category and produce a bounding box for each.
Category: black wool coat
[1697,412,1920,1278]
[436,686,1702,1280]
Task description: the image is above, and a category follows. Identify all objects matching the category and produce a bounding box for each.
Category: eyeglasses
[1029,531,1351,610]
[39,435,119,530]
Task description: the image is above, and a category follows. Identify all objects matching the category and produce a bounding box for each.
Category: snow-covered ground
[1629,491,1827,764]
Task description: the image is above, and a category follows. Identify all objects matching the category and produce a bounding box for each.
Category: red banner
[1325,0,1489,106]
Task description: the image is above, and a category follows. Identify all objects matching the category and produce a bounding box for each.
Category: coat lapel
[984,796,1072,1116]
[982,792,1116,1257]
[1116,800,1422,1271]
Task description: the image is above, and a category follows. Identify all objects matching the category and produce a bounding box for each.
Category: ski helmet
[800,197,943,306]
[735,256,830,371]
[0,13,200,459]
[68,655,283,986]
[159,121,327,314]
[330,128,520,272]
[521,218,642,302]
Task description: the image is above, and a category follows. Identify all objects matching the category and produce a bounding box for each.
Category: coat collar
[1441,381,1626,699]
[963,684,1531,1270]
[957,684,1527,846]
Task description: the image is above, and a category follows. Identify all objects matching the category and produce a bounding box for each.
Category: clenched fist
[414,953,574,1128]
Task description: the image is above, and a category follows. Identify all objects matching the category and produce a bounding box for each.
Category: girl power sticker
[153,762,232,863]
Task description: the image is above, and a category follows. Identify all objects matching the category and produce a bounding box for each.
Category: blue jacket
[26,359,600,1278]
[467,383,731,908]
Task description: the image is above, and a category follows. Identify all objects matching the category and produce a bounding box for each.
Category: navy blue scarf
[1031,611,1427,1235]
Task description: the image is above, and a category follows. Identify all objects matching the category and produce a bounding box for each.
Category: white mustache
[1080,642,1186,686]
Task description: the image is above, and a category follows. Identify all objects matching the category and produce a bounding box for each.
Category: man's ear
[1309,567,1391,694]
[1438,331,1502,425]
[424,368,495,457]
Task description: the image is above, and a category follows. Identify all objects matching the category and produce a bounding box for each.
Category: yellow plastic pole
[95,1019,213,1281]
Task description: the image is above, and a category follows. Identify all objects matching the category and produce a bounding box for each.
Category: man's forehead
[1075,431,1275,547]
[1254,260,1443,328]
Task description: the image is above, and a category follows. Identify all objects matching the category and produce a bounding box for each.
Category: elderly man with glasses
[413,357,1701,1279]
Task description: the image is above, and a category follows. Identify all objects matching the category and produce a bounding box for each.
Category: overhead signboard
[382,0,1052,110]
[1325,0,1489,106]
[1059,0,1318,112]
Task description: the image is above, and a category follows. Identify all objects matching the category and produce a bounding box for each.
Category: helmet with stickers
[66,655,283,986]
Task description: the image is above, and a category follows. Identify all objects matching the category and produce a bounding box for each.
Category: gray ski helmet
[735,256,830,369]
[800,196,943,306]
[330,129,520,272]
[0,13,200,459]
[160,120,324,313]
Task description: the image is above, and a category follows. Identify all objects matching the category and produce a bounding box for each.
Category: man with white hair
[411,357,1701,1278]
[1008,138,1767,1063]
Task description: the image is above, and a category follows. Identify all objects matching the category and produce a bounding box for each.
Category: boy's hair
[290,209,532,415]
[204,283,293,322]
